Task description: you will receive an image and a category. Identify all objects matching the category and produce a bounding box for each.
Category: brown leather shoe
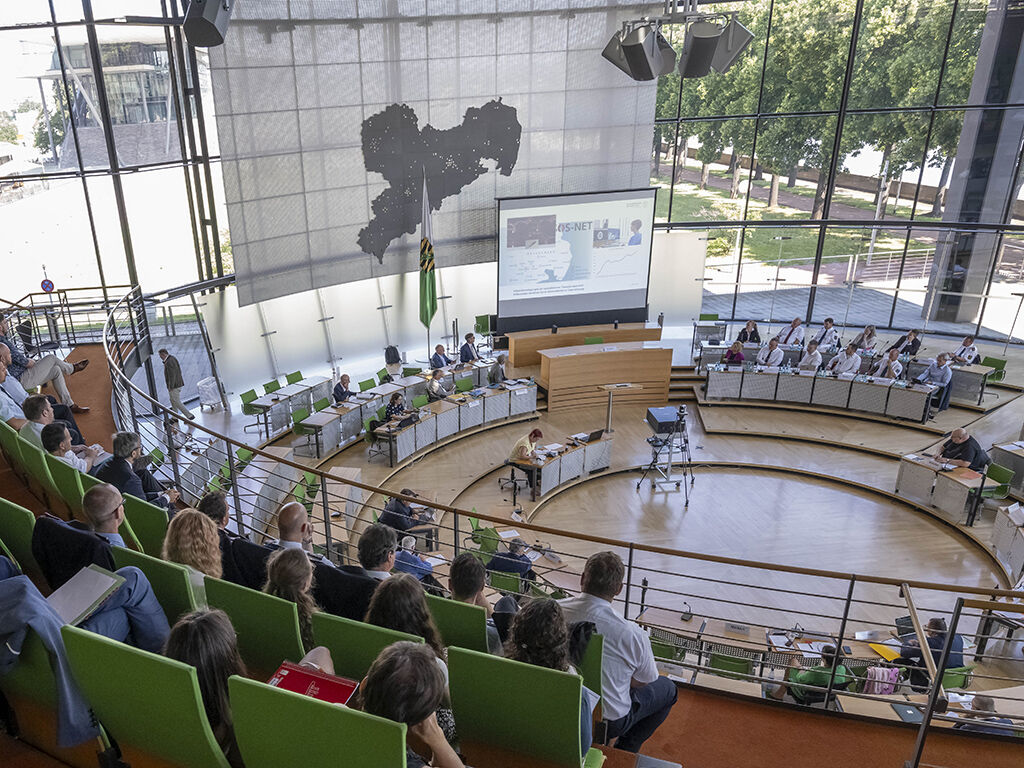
[71,360,90,373]
[70,404,91,414]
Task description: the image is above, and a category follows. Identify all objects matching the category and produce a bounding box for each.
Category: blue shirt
[97,531,126,549]
[0,373,29,405]
[430,352,452,369]
[0,335,30,379]
[628,232,641,245]
[915,361,952,388]
[486,551,533,577]
[394,550,433,580]
[0,383,23,423]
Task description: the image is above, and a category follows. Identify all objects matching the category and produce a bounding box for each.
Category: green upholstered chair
[425,594,489,653]
[699,313,719,321]
[311,612,423,680]
[0,420,25,476]
[578,634,604,720]
[263,379,281,395]
[709,651,754,680]
[0,497,42,583]
[377,367,391,384]
[487,570,523,595]
[112,545,197,625]
[979,356,1006,384]
[120,494,169,558]
[62,625,231,768]
[941,665,975,690]
[19,441,60,511]
[229,676,408,768]
[455,376,474,393]
[448,646,605,768]
[240,389,263,434]
[980,463,1014,504]
[236,447,255,470]
[377,405,387,422]
[583,337,603,345]
[285,371,303,385]
[474,314,491,336]
[412,394,429,409]
[313,397,330,412]
[149,447,165,470]
[359,378,376,392]
[43,451,85,516]
[204,576,305,677]
[402,367,422,377]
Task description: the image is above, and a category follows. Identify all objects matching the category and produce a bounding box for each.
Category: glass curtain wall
[653,0,1024,342]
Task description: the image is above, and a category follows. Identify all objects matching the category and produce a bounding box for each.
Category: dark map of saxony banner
[357,98,522,262]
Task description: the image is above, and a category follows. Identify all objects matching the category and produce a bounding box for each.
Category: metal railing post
[623,544,635,620]
[452,509,461,557]
[825,575,857,704]
[320,474,333,561]
[165,413,182,491]
[226,437,246,540]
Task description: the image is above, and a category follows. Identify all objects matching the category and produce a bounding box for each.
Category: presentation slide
[497,189,656,323]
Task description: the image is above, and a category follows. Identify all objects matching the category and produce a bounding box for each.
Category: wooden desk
[837,693,910,720]
[507,322,662,367]
[990,442,1024,496]
[299,410,341,458]
[895,454,985,525]
[906,360,996,406]
[692,672,763,698]
[539,342,672,411]
[512,436,612,501]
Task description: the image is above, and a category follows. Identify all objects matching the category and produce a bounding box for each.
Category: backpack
[384,345,401,365]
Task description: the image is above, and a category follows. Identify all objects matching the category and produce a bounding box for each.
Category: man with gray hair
[485,537,536,581]
[93,431,179,510]
[914,352,954,416]
[0,317,90,413]
[953,694,1014,735]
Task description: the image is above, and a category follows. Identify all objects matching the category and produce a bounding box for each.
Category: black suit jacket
[94,456,169,509]
[228,537,274,590]
[31,515,115,591]
[886,335,921,357]
[217,528,242,585]
[737,328,760,344]
[313,563,379,621]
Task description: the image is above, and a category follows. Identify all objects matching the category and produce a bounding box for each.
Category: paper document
[854,630,887,641]
[426,557,446,568]
[999,444,1019,451]
[603,346,618,351]
[571,432,588,441]
[498,530,521,539]
[904,454,921,461]
[526,550,543,562]
[47,565,125,626]
[767,634,791,649]
[543,443,563,452]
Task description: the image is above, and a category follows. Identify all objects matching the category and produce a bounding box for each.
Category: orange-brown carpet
[51,344,116,451]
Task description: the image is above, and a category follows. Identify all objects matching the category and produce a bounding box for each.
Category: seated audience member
[196,490,241,582]
[270,501,333,566]
[560,552,677,753]
[781,645,851,704]
[364,574,448,684]
[827,343,862,375]
[79,483,131,549]
[871,348,903,379]
[1,552,169,655]
[42,421,100,474]
[0,317,90,413]
[333,374,355,404]
[887,329,921,357]
[774,317,804,346]
[94,431,180,510]
[851,325,877,352]
[510,428,543,461]
[950,335,979,365]
[797,340,822,371]
[379,490,430,532]
[488,353,508,385]
[163,610,247,768]
[448,552,517,655]
[357,642,464,768]
[0,344,83,441]
[893,617,965,691]
[263,547,321,653]
[357,523,398,580]
[385,392,407,420]
[19,393,83,449]
[430,344,453,370]
[504,598,599,750]
[953,695,1014,735]
[723,341,744,364]
[394,535,437,585]
[915,353,953,415]
[811,318,839,348]
[737,320,760,344]
[755,338,784,367]
[934,428,988,472]
[427,369,452,401]
[460,332,481,363]
[0,357,29,430]
[486,538,536,582]
[163,510,222,607]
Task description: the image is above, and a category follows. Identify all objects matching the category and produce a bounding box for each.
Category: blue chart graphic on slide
[497,189,655,320]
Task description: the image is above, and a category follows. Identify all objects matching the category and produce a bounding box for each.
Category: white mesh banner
[210,1,658,306]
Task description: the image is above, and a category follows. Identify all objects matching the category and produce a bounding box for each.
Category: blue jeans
[81,566,170,653]
[606,676,678,752]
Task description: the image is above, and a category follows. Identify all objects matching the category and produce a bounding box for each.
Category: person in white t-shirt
[827,344,862,375]
[559,552,677,753]
[41,421,99,474]
[797,340,823,371]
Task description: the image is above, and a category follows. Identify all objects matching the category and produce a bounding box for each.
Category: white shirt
[871,357,903,378]
[58,450,89,473]
[775,324,805,345]
[559,593,659,721]
[812,326,838,347]
[798,350,822,371]
[366,569,391,581]
[756,347,784,367]
[828,351,861,375]
[427,379,450,397]
[952,344,978,365]
[19,421,44,449]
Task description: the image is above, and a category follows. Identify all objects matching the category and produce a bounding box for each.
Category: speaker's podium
[538,342,672,411]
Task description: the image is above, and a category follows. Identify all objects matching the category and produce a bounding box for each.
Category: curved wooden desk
[507,322,662,367]
[538,342,672,411]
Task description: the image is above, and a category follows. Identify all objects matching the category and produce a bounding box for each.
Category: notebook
[869,642,902,662]
[267,662,358,705]
[46,565,125,626]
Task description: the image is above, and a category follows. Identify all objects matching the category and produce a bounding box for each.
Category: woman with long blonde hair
[263,547,319,653]
[163,509,222,607]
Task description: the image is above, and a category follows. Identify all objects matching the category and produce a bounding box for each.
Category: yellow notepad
[869,642,901,662]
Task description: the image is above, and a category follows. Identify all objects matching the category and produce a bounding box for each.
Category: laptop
[891,703,924,724]
[895,615,915,640]
[582,429,604,443]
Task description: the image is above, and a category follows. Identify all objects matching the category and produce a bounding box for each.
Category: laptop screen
[895,615,915,637]
[587,429,604,442]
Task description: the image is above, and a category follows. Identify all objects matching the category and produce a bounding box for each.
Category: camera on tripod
[645,405,686,434]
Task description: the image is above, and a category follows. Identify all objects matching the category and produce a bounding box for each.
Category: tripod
[636,412,695,507]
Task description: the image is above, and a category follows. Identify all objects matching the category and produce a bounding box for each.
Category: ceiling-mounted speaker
[678,21,724,79]
[601,30,633,77]
[711,18,754,73]
[621,24,664,81]
[183,0,235,47]
[655,30,677,76]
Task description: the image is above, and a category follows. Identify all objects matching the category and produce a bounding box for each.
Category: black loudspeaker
[601,31,632,78]
[621,25,663,81]
[711,18,754,73]
[183,0,234,47]
[678,21,725,79]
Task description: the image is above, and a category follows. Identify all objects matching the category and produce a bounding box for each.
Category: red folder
[267,661,358,705]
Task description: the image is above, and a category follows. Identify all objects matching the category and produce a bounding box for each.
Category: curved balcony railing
[99,283,1024,755]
